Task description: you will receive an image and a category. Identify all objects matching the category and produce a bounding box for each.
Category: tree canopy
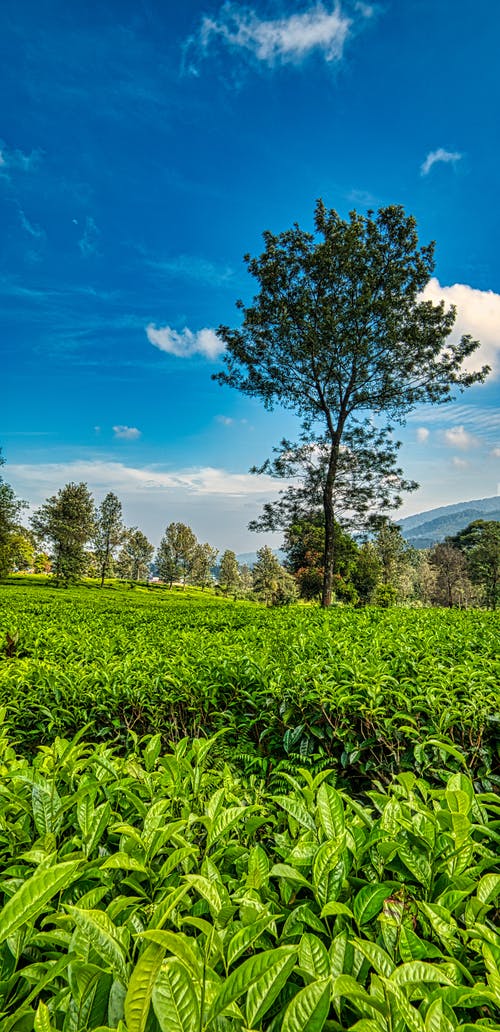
[31,482,95,586]
[215,201,488,605]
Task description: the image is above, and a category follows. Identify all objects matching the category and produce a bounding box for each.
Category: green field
[0,581,498,779]
[0,582,499,1031]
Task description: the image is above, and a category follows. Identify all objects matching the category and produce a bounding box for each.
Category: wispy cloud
[78,216,100,257]
[420,148,462,176]
[189,2,365,70]
[113,425,142,440]
[146,323,224,359]
[420,278,500,379]
[0,142,42,174]
[444,425,480,451]
[452,457,469,469]
[146,253,234,285]
[19,209,45,240]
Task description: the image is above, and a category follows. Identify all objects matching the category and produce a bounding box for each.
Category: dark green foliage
[253,546,298,606]
[215,202,488,606]
[156,522,198,587]
[451,520,500,609]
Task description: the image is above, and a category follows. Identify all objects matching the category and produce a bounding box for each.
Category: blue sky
[2,0,499,551]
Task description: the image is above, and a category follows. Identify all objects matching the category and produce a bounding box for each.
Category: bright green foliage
[0,729,499,1029]
[0,583,498,779]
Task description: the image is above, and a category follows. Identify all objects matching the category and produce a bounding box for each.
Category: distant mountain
[397,496,500,547]
[236,498,500,561]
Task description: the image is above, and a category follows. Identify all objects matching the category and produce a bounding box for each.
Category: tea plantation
[0,582,499,1031]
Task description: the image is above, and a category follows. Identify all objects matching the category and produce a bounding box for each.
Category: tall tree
[117,528,154,582]
[189,543,219,590]
[93,492,125,587]
[451,520,500,609]
[252,545,298,606]
[156,523,198,588]
[428,541,472,608]
[374,521,413,587]
[218,550,241,595]
[215,202,488,606]
[31,482,95,586]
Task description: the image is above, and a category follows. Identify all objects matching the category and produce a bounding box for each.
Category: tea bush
[0,583,498,783]
[0,730,499,1031]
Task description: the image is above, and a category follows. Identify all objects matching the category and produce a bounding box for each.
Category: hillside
[397,495,500,547]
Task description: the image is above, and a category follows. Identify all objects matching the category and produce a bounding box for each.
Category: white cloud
[452,457,469,469]
[8,460,285,551]
[217,415,234,426]
[420,278,500,380]
[443,425,480,450]
[492,447,500,458]
[416,427,430,443]
[197,2,353,66]
[8,460,280,498]
[113,426,142,440]
[146,323,224,359]
[420,148,462,176]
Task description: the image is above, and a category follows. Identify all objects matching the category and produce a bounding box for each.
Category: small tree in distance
[93,492,125,587]
[190,543,219,590]
[253,546,298,606]
[218,550,241,596]
[117,528,154,582]
[215,201,488,606]
[156,523,198,588]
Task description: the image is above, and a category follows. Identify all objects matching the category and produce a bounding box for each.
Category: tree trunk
[321,441,339,608]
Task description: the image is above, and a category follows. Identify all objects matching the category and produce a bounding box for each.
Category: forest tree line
[1,454,498,608]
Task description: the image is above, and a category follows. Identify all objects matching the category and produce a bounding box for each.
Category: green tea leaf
[125,942,165,1032]
[152,957,200,1032]
[210,946,297,1022]
[282,978,330,1032]
[353,884,398,927]
[0,860,81,944]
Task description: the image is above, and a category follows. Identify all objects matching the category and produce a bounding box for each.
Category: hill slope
[397,496,500,547]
